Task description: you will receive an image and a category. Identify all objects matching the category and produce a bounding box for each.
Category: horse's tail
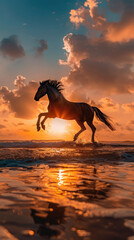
[92,107,115,131]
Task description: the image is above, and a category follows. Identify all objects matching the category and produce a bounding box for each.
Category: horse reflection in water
[30,166,111,239]
[31,202,65,237]
[34,80,114,142]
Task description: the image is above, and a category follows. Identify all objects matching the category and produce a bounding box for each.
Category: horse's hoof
[37,125,40,131]
[41,124,45,130]
[73,136,77,141]
[92,141,98,145]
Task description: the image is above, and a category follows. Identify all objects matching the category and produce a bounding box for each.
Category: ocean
[0,141,134,240]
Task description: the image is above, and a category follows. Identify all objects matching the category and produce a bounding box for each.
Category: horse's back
[77,102,94,121]
[62,101,94,121]
[48,98,94,121]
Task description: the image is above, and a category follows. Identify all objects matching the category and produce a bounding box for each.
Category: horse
[34,80,114,143]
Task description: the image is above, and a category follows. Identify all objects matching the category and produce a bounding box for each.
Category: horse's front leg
[41,115,48,130]
[37,112,48,131]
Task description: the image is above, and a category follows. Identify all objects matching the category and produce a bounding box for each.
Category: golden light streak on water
[58,169,64,186]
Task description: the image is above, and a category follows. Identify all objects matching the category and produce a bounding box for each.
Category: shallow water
[0,141,134,240]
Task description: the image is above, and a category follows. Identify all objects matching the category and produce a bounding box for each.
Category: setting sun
[49,118,67,135]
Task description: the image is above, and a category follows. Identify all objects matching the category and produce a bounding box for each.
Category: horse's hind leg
[73,120,86,141]
[86,120,96,143]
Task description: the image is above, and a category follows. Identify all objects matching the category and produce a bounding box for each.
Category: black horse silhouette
[34,80,114,143]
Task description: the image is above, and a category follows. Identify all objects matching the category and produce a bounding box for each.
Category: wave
[0,140,134,149]
[0,140,75,148]
[0,141,133,167]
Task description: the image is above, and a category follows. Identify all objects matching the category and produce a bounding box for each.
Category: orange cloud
[105,20,134,43]
[0,124,5,129]
[122,102,134,112]
[69,0,134,43]
[70,7,89,28]
[99,98,119,111]
[84,0,99,18]
[70,0,106,30]
[106,0,134,42]
[0,75,40,119]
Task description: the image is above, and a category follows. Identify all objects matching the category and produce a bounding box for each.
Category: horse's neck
[47,87,64,103]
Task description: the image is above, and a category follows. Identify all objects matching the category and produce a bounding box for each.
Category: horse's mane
[40,80,64,93]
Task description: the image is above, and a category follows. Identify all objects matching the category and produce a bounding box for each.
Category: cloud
[69,0,134,43]
[126,119,134,131]
[19,128,30,132]
[129,120,134,125]
[0,75,40,119]
[60,1,134,96]
[99,98,119,111]
[84,0,99,18]
[122,102,134,112]
[0,124,5,129]
[89,100,102,108]
[63,0,134,94]
[126,126,134,131]
[70,7,89,28]
[68,59,134,93]
[0,35,25,60]
[62,34,134,65]
[61,36,134,93]
[70,0,106,29]
[69,87,90,102]
[36,39,48,56]
[14,75,26,87]
[106,0,134,42]
[60,31,134,94]
[17,122,24,126]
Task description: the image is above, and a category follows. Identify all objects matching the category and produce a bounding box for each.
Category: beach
[0,141,134,240]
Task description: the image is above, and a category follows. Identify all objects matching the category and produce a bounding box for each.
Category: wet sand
[0,141,134,240]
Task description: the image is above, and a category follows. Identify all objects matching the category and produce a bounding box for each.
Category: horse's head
[34,81,48,101]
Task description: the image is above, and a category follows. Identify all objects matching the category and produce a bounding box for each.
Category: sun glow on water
[58,169,64,186]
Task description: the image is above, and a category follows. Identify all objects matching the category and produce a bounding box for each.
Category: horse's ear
[39,81,42,85]
[45,80,49,86]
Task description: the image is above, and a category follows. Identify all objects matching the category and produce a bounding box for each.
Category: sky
[0,0,134,141]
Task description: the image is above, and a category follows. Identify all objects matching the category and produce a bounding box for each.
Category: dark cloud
[0,35,25,60]
[0,124,5,129]
[67,58,134,94]
[0,75,39,119]
[36,39,48,56]
[62,34,134,65]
